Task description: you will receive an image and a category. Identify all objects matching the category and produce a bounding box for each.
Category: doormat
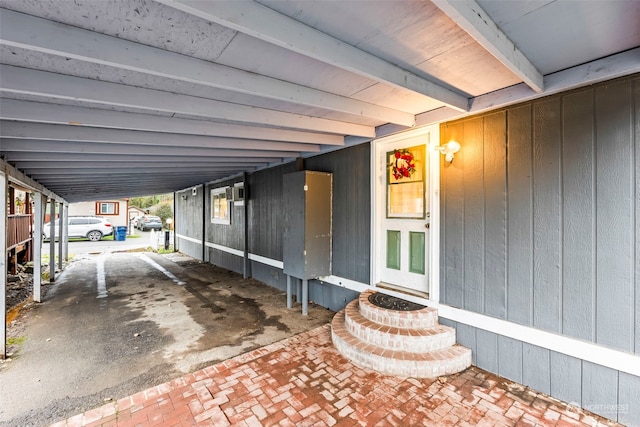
[368,292,426,311]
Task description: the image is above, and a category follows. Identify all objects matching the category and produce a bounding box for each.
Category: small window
[96,202,119,215]
[211,188,230,224]
[233,182,245,206]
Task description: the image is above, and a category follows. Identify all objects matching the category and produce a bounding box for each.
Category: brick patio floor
[50,325,620,427]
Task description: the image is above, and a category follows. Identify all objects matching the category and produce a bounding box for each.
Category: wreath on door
[389,149,416,181]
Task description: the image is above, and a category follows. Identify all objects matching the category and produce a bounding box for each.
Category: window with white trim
[211,188,230,224]
[96,201,119,215]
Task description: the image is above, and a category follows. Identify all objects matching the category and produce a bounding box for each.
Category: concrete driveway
[0,251,334,427]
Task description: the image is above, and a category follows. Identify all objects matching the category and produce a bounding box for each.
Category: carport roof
[1,0,639,202]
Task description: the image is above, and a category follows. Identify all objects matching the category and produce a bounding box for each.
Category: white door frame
[370,125,441,303]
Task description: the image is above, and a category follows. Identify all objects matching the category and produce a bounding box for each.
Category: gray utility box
[283,170,333,280]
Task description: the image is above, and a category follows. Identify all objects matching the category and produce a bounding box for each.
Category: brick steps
[331,289,471,378]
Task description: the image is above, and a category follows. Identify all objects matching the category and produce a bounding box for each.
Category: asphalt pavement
[41,229,168,257]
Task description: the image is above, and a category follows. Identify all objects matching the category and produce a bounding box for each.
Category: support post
[286,275,292,309]
[62,203,69,263]
[302,279,308,316]
[57,202,64,269]
[1,172,8,359]
[49,199,56,282]
[33,193,43,302]
[202,185,207,262]
[243,172,249,279]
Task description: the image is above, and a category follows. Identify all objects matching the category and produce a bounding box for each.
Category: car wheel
[87,230,103,241]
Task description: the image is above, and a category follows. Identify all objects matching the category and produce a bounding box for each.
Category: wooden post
[33,193,43,303]
[1,172,8,359]
[49,199,56,282]
[61,204,68,263]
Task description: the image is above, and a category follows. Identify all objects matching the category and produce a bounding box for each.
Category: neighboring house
[128,206,147,223]
[174,74,640,423]
[69,200,129,228]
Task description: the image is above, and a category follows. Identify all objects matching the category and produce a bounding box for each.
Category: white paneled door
[372,126,440,297]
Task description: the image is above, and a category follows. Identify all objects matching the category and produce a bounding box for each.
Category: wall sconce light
[436,140,461,162]
[181,194,187,200]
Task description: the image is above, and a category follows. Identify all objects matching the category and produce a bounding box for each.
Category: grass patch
[156,245,175,254]
[7,336,26,346]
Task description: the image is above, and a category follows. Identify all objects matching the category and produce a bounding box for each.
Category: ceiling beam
[1,151,275,164]
[24,167,245,175]
[0,66,375,137]
[0,139,297,158]
[158,0,469,112]
[0,9,415,126]
[0,158,66,202]
[432,0,543,93]
[0,99,338,146]
[15,161,262,169]
[0,121,326,151]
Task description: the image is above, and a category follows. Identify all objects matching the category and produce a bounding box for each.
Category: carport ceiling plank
[0,67,375,137]
[0,121,328,150]
[0,9,415,126]
[0,151,276,164]
[432,0,544,93]
[158,0,469,112]
[0,98,345,145]
[0,139,298,158]
[15,161,264,170]
[23,166,248,175]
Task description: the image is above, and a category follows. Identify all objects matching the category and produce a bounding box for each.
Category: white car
[43,216,114,242]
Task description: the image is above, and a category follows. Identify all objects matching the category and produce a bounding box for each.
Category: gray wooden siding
[205,178,245,253]
[444,319,638,424]
[248,163,299,261]
[173,143,371,310]
[175,187,203,260]
[441,74,640,354]
[305,143,371,284]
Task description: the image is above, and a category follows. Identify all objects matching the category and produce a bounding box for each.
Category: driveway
[41,229,161,257]
[1,251,334,427]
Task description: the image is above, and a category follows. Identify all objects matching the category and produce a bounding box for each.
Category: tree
[152,202,173,227]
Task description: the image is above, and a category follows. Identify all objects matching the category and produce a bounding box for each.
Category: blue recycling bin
[114,226,127,241]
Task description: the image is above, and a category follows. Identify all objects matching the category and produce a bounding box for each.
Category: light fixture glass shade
[436,140,461,162]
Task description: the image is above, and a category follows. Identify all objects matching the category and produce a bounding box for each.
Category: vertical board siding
[441,122,465,308]
[532,97,562,334]
[582,362,619,422]
[635,77,640,355]
[618,372,640,425]
[522,343,551,395]
[175,188,203,260]
[305,144,371,283]
[452,323,633,422]
[498,336,522,383]
[206,178,244,252]
[595,80,635,353]
[441,73,640,354]
[550,351,582,408]
[248,163,298,260]
[483,111,507,319]
[561,89,596,342]
[506,105,534,326]
[475,329,498,373]
[462,118,485,314]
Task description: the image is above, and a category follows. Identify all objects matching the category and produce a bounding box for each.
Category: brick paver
[50,325,620,427]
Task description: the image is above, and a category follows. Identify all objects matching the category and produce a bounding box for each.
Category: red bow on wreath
[390,149,416,180]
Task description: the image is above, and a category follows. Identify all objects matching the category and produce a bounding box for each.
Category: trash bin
[114,226,127,241]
